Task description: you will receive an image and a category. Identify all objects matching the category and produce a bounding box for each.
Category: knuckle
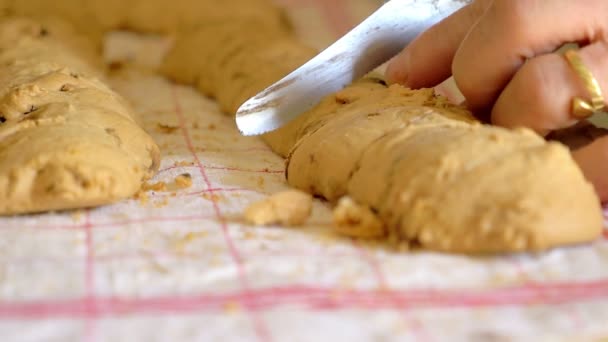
[489,0,538,44]
[514,58,562,127]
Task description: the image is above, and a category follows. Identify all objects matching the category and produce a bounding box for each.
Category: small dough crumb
[142,181,167,192]
[156,123,180,134]
[333,197,385,239]
[244,190,312,226]
[175,161,196,167]
[202,193,222,203]
[154,198,169,208]
[134,191,150,205]
[174,173,193,189]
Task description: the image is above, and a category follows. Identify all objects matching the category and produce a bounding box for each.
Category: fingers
[453,0,608,111]
[492,41,608,136]
[573,135,608,202]
[385,0,491,87]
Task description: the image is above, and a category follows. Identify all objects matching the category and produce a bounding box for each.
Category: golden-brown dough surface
[0,18,159,214]
[284,82,603,253]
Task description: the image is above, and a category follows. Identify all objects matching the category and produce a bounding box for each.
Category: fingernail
[385,51,410,86]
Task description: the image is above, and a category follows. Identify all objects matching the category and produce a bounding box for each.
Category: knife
[235,0,472,136]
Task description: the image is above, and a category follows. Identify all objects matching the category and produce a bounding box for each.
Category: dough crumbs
[134,191,150,205]
[156,123,180,134]
[174,173,193,189]
[242,229,258,239]
[154,198,169,208]
[244,190,313,226]
[256,176,265,188]
[174,160,196,167]
[142,181,168,192]
[333,197,385,239]
[202,193,222,203]
[70,210,84,223]
[173,231,209,253]
[223,301,242,314]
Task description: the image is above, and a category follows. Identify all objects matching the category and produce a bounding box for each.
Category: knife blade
[235,0,472,136]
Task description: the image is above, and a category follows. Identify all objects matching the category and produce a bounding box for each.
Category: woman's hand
[386,0,608,201]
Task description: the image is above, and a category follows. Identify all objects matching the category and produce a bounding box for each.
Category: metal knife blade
[235,0,472,136]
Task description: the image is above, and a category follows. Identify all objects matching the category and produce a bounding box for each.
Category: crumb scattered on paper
[142,181,168,192]
[134,191,150,205]
[223,301,242,314]
[156,123,180,134]
[174,173,193,189]
[244,190,313,226]
[70,210,84,222]
[256,176,265,188]
[154,198,169,208]
[175,160,196,167]
[202,193,222,203]
[173,231,209,252]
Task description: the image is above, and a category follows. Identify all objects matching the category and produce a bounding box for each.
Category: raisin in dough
[0,18,159,214]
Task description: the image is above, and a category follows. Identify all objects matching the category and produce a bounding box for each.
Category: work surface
[1,1,608,341]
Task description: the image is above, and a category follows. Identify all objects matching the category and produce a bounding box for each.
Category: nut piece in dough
[244,190,313,226]
[333,197,385,239]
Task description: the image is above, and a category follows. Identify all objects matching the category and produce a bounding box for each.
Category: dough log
[0,18,159,214]
[282,80,603,253]
[0,0,602,254]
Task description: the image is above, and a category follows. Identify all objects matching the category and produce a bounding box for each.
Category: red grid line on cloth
[0,248,360,266]
[0,205,333,231]
[509,259,584,334]
[2,280,608,319]
[193,147,276,154]
[145,187,264,201]
[353,242,388,289]
[171,86,272,342]
[83,211,97,342]
[0,215,219,231]
[156,165,284,176]
[0,184,288,231]
[355,243,431,341]
[307,0,433,338]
